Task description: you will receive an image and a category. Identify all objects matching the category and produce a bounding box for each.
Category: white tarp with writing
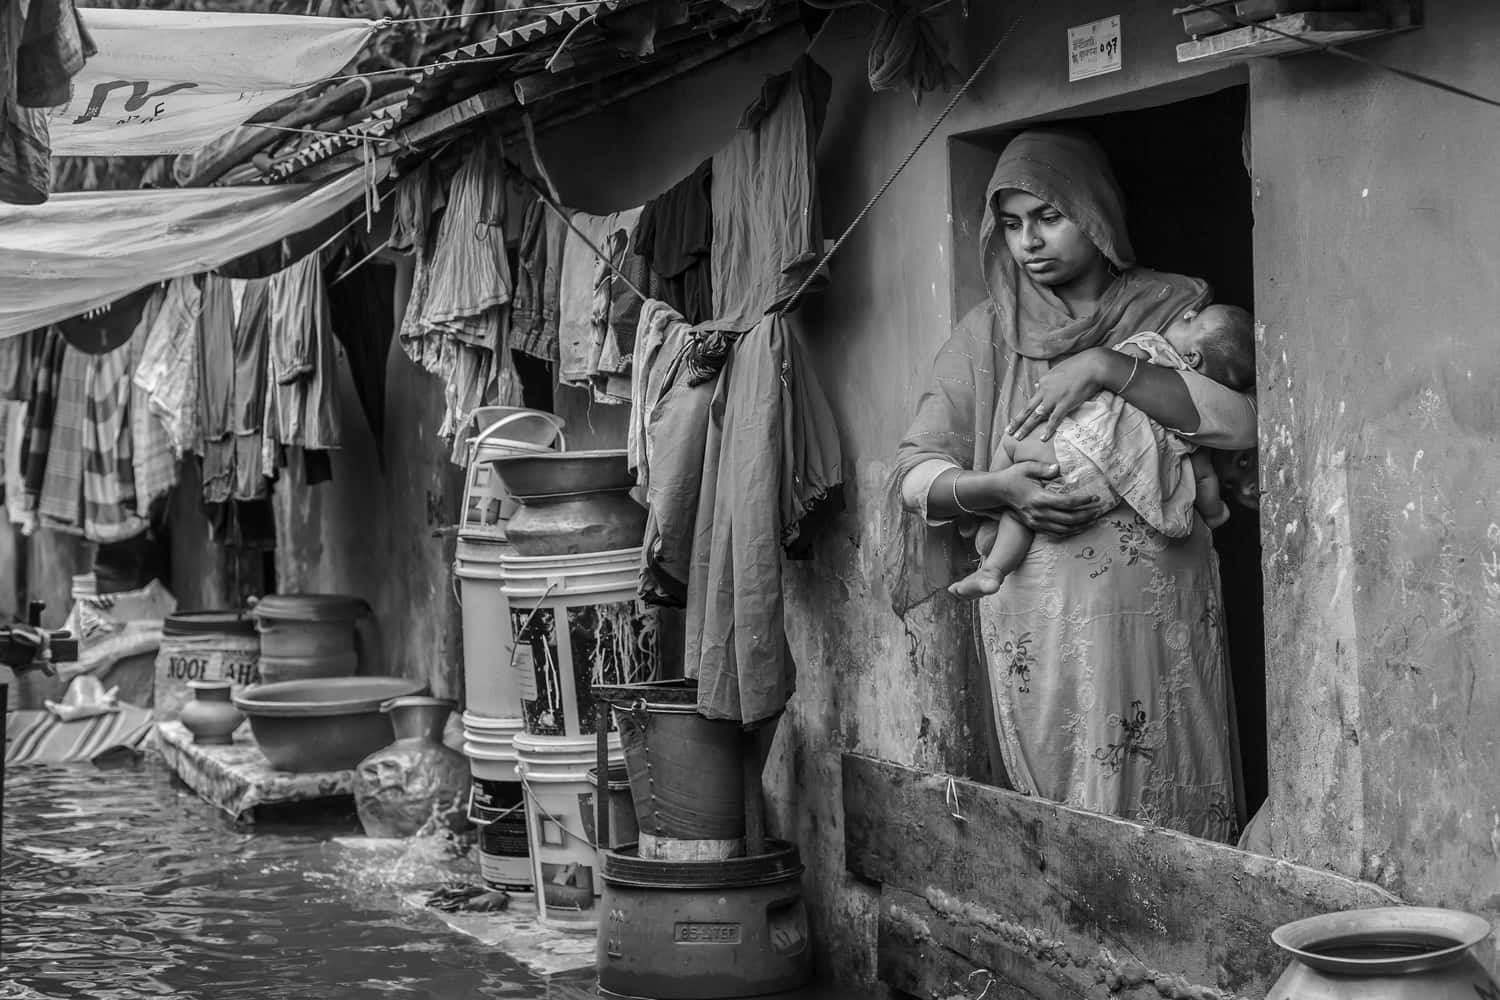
[48,10,376,156]
[0,169,372,339]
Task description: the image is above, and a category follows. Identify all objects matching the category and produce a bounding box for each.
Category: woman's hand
[1007,348,1112,442]
[972,463,1100,536]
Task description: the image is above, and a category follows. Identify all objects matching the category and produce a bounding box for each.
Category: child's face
[1161,306,1226,367]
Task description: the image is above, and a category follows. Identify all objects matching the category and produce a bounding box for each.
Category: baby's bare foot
[949,567,1006,599]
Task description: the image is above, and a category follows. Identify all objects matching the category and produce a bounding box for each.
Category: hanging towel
[420,134,510,350]
[20,327,65,509]
[37,341,89,531]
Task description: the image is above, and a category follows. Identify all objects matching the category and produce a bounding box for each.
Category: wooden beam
[842,754,1399,999]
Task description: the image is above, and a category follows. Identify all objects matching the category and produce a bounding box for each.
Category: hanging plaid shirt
[37,342,88,531]
[20,328,64,506]
[83,339,144,542]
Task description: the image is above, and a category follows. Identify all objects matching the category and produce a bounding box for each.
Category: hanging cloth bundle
[866,0,964,103]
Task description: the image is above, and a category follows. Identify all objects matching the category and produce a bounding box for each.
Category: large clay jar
[353,696,470,838]
[1268,906,1499,999]
[179,679,245,745]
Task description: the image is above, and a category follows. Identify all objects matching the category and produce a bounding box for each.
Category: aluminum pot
[1268,906,1499,999]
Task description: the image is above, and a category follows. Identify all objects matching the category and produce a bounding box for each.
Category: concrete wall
[534,1,1251,987]
[272,268,465,697]
[1252,0,1500,937]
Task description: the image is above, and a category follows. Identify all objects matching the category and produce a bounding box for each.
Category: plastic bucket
[514,731,623,931]
[153,611,260,722]
[464,715,531,892]
[462,409,566,541]
[454,537,522,717]
[501,548,659,739]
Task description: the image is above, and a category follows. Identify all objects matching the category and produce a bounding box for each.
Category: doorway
[947,84,1267,820]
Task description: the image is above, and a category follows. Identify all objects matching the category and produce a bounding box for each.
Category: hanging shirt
[133,277,203,457]
[705,56,830,337]
[633,158,713,325]
[263,254,340,471]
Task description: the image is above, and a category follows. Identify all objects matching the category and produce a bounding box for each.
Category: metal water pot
[1268,906,1498,999]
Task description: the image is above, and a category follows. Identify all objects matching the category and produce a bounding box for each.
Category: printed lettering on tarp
[47,9,375,156]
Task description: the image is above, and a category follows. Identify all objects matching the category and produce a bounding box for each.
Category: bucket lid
[164,611,257,637]
[249,593,368,623]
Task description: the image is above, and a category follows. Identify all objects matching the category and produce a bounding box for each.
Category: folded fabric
[45,674,120,722]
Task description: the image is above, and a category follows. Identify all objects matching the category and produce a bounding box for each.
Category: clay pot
[353,696,470,838]
[179,680,244,745]
[1268,906,1499,999]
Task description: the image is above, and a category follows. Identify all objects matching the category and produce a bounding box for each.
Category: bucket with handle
[453,536,522,718]
[514,731,624,931]
[461,409,566,541]
[501,548,659,739]
[464,714,532,892]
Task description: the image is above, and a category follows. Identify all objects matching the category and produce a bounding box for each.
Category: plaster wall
[1251,0,1500,933]
[534,1,1247,986]
[271,271,465,697]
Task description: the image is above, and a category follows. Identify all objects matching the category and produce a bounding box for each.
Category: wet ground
[0,761,591,999]
[1,761,871,1000]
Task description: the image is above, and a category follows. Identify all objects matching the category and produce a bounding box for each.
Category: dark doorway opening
[948,83,1267,824]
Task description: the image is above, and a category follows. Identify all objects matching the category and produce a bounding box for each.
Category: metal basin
[233,676,425,773]
[488,449,634,501]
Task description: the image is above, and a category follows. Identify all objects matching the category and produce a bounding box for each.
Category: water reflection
[1,762,578,999]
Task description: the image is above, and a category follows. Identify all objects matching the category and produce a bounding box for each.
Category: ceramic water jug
[179,679,244,745]
[353,696,470,838]
[1268,906,1499,999]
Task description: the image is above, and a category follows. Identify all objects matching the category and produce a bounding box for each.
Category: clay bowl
[233,676,425,773]
[488,449,634,501]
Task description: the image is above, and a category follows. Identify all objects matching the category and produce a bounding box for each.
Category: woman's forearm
[1096,350,1201,431]
[925,467,1004,520]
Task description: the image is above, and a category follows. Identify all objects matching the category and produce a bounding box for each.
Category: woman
[889,129,1256,842]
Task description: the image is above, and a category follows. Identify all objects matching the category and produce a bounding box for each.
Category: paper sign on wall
[1068,15,1122,82]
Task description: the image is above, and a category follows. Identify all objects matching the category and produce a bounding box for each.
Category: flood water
[1,762,586,999]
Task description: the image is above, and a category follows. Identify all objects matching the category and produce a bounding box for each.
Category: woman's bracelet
[1118,355,1141,395]
[952,472,980,516]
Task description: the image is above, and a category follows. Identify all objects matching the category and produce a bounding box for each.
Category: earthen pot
[1268,906,1499,999]
[179,680,244,745]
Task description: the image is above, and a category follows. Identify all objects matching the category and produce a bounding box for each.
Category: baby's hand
[975,519,999,557]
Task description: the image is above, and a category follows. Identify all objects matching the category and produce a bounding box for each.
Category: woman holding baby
[888,129,1257,841]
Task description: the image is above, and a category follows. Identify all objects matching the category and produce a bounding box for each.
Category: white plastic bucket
[514,731,624,931]
[454,537,523,718]
[501,548,660,739]
[462,409,566,541]
[464,715,531,892]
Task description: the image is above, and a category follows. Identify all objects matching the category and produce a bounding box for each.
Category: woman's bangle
[1118,355,1141,395]
[952,471,980,516]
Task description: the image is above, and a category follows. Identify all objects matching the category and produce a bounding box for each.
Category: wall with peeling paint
[533,1,1255,988]
[272,259,466,698]
[1251,0,1500,955]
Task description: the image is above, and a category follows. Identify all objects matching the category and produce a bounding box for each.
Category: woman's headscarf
[883,128,1210,616]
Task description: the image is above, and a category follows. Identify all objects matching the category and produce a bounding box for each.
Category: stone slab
[155,720,355,823]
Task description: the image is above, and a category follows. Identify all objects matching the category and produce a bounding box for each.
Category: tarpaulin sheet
[49,10,376,156]
[0,167,373,339]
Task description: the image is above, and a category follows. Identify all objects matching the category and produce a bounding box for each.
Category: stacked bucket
[454,407,566,897]
[456,409,660,932]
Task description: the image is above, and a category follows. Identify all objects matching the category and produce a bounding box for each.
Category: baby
[951,304,1255,599]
